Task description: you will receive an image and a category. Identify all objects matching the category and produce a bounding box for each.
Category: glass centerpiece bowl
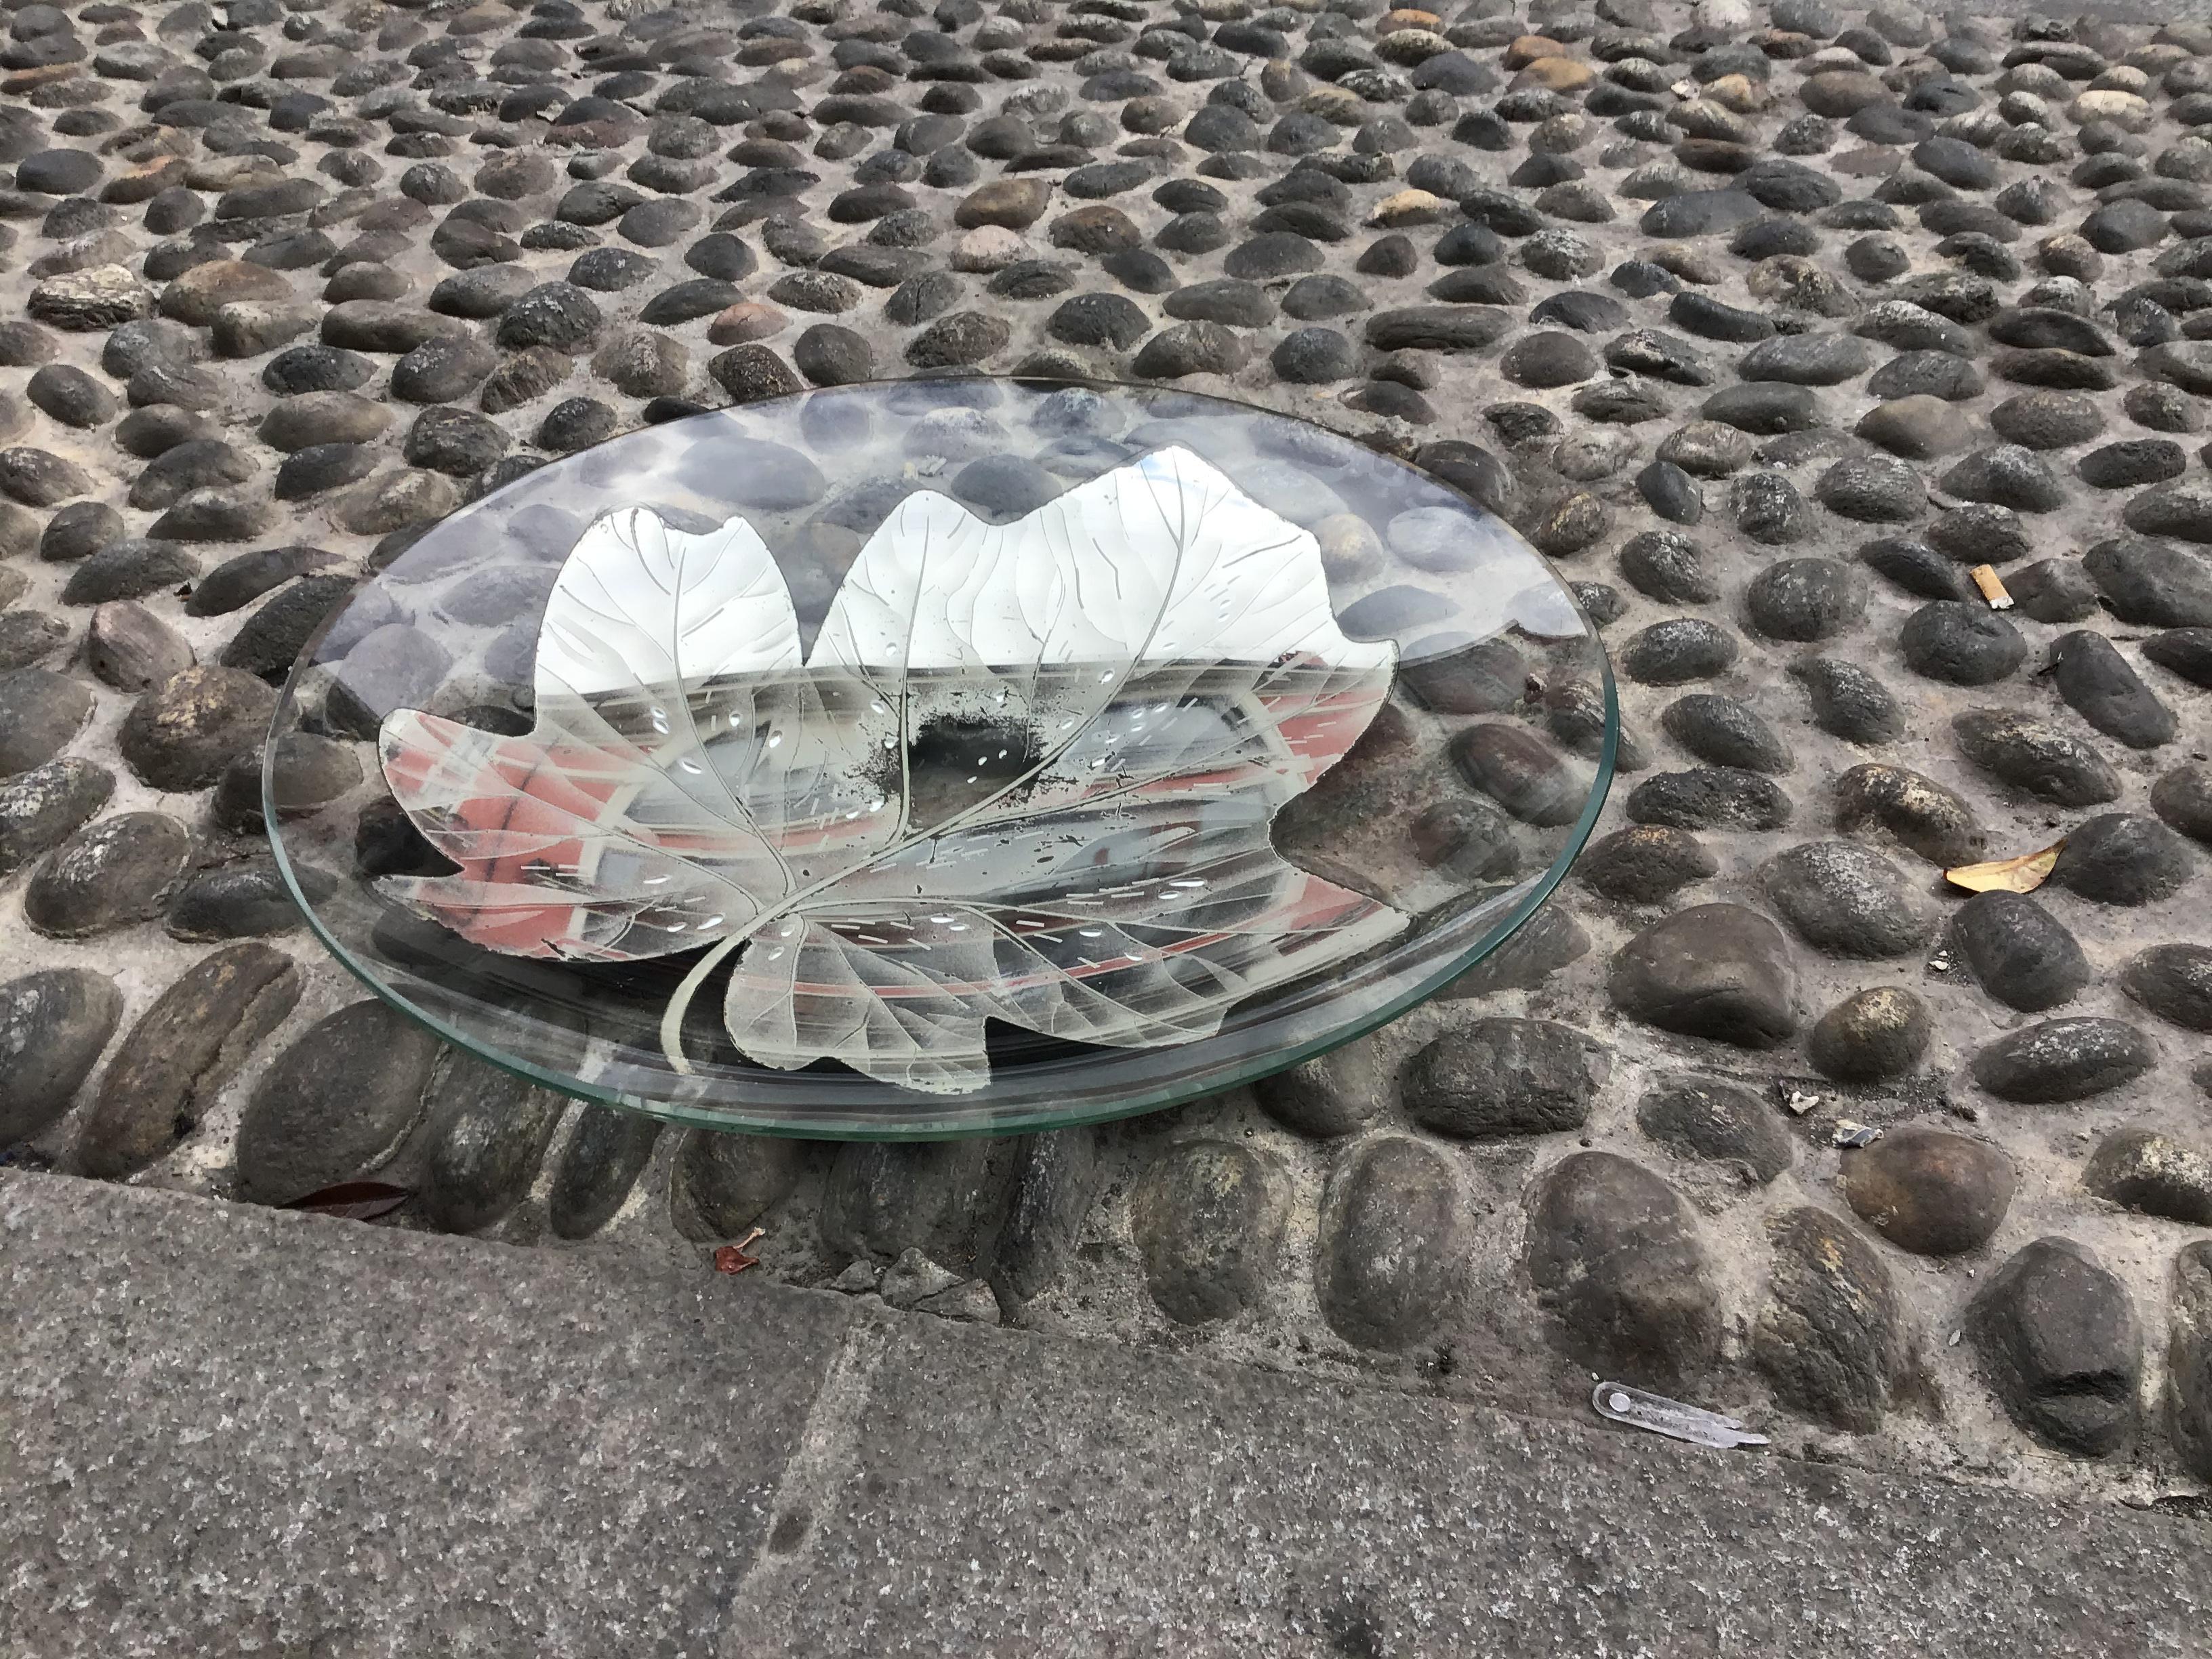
[266,380,1617,1139]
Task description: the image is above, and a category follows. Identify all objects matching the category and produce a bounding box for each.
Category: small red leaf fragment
[714,1226,766,1275]
[281,1181,410,1221]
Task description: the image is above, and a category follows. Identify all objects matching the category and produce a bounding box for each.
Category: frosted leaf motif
[377,447,1407,1093]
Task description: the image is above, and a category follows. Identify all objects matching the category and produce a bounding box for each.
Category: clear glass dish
[267,379,1616,1138]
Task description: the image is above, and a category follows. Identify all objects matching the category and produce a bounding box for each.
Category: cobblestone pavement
[0,0,2207,1517]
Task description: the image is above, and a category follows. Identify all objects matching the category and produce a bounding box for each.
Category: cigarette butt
[1969,565,2013,609]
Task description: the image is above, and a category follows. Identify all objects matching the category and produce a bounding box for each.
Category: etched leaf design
[378,447,1407,1094]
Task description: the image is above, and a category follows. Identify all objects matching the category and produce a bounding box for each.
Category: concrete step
[2,1169,2206,1657]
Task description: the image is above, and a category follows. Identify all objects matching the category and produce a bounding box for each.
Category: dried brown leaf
[1945,839,2064,896]
[281,1180,410,1221]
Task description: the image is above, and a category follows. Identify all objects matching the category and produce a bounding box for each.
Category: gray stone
[1252,1039,1385,1139]
[221,577,354,683]
[790,324,872,388]
[87,602,192,692]
[27,264,153,330]
[1969,1238,2142,1458]
[1842,1124,2015,1256]
[24,812,191,941]
[2048,632,2177,749]
[1364,306,1515,352]
[1815,455,1927,520]
[546,1106,659,1242]
[913,1277,1003,1326]
[1730,470,1811,544]
[1953,710,2121,808]
[257,390,393,452]
[2051,812,2194,905]
[1900,603,2026,684]
[0,670,92,779]
[390,333,498,403]
[1401,1019,1609,1141]
[820,1140,1007,1270]
[235,1002,442,1206]
[877,1248,963,1311]
[323,624,450,741]
[1833,763,1982,865]
[1525,1151,1721,1390]
[0,969,122,1146]
[1855,394,1974,458]
[2121,944,2212,1032]
[1128,1139,1285,1325]
[1635,1077,1793,1183]
[2123,480,2212,544]
[1660,695,1789,774]
[986,1130,1106,1308]
[2172,1244,2212,1485]
[1575,825,1718,904]
[211,743,351,851]
[905,311,1010,369]
[417,1058,567,1235]
[672,1129,811,1243]
[2144,628,2212,689]
[0,449,92,513]
[1313,1135,1467,1350]
[0,758,111,878]
[1973,1018,2157,1103]
[1738,331,1874,385]
[1926,504,2030,564]
[118,665,278,792]
[37,500,123,564]
[495,282,604,352]
[1449,723,1582,827]
[1755,1206,1902,1433]
[2005,559,2100,623]
[1132,321,1248,378]
[1939,445,2068,512]
[2085,1128,2212,1227]
[1164,280,1275,328]
[1760,840,1931,958]
[163,862,317,943]
[1439,903,1592,998]
[1621,617,1738,684]
[76,943,300,1179]
[1744,558,1867,641]
[1270,326,1359,384]
[2078,439,2187,490]
[1808,987,1932,1081]
[1610,904,1802,1047]
[1500,331,1599,388]
[1948,891,2089,1012]
[1626,768,1793,832]
[61,539,203,603]
[1792,658,1904,745]
[2083,537,2212,628]
[2154,763,2212,847]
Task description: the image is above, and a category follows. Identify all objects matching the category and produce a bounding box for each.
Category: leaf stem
[659,921,764,1075]
[655,657,1384,1076]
